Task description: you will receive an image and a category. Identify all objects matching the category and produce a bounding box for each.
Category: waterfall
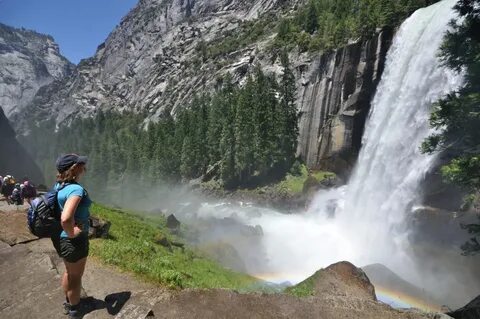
[172,0,466,300]
[314,0,464,266]
[249,0,463,283]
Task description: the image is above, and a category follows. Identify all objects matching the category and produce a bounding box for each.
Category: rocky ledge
[0,202,455,319]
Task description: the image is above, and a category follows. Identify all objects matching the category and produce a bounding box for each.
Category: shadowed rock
[166,214,181,230]
[0,107,44,185]
[448,295,480,319]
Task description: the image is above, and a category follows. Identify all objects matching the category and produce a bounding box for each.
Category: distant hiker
[49,154,92,319]
[21,180,37,204]
[1,175,15,203]
[9,183,23,206]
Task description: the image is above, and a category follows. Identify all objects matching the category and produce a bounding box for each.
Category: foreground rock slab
[0,208,450,319]
[0,204,36,245]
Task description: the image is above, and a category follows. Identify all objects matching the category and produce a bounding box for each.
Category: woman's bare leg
[63,257,87,306]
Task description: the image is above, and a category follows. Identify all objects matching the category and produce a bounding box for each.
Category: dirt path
[0,204,450,319]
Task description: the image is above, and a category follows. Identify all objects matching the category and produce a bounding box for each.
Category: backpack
[27,183,74,238]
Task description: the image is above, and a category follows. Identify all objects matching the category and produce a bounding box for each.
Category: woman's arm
[61,195,82,238]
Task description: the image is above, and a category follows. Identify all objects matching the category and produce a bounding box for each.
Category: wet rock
[447,295,480,319]
[154,233,184,252]
[297,28,394,174]
[154,234,171,250]
[302,175,320,194]
[167,214,181,230]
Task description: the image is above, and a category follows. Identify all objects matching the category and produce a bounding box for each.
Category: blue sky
[0,0,139,64]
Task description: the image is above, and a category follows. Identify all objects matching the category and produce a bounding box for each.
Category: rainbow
[252,272,443,313]
[375,285,441,312]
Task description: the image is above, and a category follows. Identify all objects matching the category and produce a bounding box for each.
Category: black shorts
[51,232,89,263]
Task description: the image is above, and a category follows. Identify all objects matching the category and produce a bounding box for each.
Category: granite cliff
[6,0,392,173]
[0,23,73,118]
[0,107,44,184]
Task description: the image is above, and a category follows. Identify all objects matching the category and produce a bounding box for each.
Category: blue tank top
[55,183,92,238]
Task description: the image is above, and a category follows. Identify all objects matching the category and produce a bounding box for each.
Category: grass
[275,164,336,196]
[89,204,257,290]
[200,164,336,203]
[284,270,322,297]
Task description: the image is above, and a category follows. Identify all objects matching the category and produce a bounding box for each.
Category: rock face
[0,23,73,118]
[0,107,44,184]
[13,0,283,130]
[296,28,393,172]
[6,0,393,173]
[448,295,480,319]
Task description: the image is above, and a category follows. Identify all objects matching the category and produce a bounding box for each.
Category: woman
[51,153,92,319]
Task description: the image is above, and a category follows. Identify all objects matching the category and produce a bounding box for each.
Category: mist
[87,0,480,310]
[94,176,478,309]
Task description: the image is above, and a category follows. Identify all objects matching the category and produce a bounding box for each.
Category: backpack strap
[56,182,87,200]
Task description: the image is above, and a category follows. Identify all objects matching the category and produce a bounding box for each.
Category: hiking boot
[67,303,85,319]
[68,309,82,319]
[63,302,71,315]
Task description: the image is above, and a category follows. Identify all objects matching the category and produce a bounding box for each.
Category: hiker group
[0,174,37,205]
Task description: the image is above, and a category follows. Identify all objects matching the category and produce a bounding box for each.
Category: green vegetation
[198,15,277,60]
[285,270,321,297]
[422,0,480,255]
[275,164,335,196]
[197,0,438,59]
[22,59,298,194]
[89,204,257,289]
[201,163,335,203]
[272,0,439,53]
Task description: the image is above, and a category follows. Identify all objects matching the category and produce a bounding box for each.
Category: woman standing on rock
[51,154,92,319]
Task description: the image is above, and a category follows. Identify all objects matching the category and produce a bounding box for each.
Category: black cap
[56,154,88,173]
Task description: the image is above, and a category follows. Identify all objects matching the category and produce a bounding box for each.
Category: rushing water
[165,0,468,306]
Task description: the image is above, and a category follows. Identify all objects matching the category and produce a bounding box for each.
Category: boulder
[88,216,111,239]
[166,214,181,230]
[448,295,480,319]
[321,261,377,300]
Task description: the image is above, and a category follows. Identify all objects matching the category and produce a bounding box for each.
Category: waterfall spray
[177,0,468,306]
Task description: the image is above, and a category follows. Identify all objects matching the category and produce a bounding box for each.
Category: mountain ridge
[0,23,74,118]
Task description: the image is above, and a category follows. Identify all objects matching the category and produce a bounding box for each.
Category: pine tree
[234,76,256,184]
[252,67,278,175]
[220,96,237,187]
[304,0,319,34]
[279,51,299,171]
